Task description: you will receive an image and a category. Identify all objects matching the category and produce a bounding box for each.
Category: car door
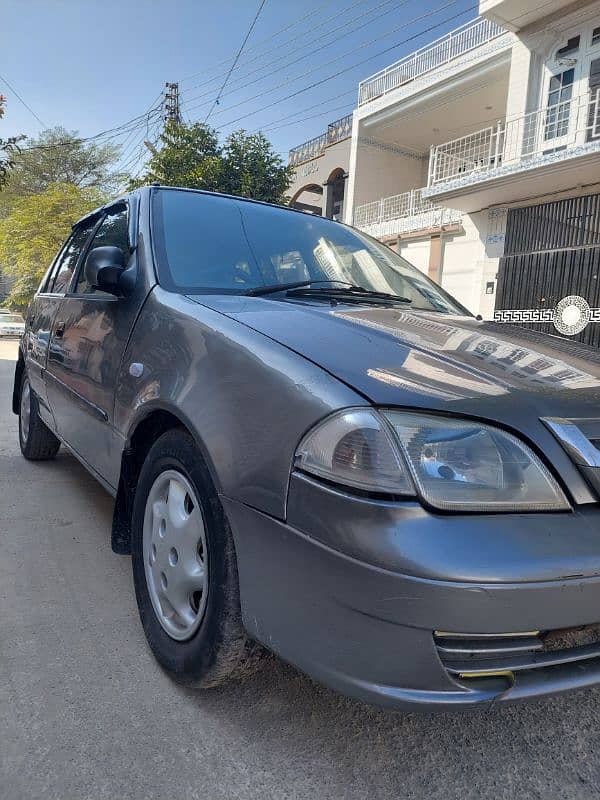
[24,222,98,425]
[45,201,147,488]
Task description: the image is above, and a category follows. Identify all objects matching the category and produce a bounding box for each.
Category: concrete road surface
[2,338,600,799]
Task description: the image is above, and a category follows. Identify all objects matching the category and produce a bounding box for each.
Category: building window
[545,68,575,140]
[556,36,580,58]
[592,26,600,46]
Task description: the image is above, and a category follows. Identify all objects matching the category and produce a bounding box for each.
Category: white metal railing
[358,17,506,106]
[428,89,600,187]
[353,188,462,237]
[289,114,353,167]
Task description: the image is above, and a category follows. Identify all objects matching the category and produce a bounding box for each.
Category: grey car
[13,186,600,711]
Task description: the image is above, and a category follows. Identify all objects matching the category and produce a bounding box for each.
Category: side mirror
[85,246,126,294]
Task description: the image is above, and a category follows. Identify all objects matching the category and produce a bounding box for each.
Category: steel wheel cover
[143,469,209,641]
[20,379,31,445]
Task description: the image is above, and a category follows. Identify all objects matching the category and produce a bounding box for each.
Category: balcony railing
[358,17,506,107]
[353,188,462,238]
[428,89,600,189]
[289,113,353,167]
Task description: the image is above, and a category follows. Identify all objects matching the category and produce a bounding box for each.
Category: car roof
[72,185,334,230]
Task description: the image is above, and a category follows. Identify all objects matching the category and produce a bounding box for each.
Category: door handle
[54,324,65,339]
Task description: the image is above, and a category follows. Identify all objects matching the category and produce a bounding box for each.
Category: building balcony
[358,17,508,109]
[353,188,462,239]
[288,114,353,167]
[425,90,600,212]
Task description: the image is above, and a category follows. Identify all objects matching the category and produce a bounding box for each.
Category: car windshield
[1,314,23,323]
[152,189,468,314]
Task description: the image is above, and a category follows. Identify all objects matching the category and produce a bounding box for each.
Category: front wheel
[131,428,261,687]
[18,374,60,461]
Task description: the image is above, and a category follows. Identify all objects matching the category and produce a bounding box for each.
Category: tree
[220,130,292,204]
[0,182,105,308]
[0,95,24,191]
[131,122,292,204]
[129,121,222,191]
[3,126,122,200]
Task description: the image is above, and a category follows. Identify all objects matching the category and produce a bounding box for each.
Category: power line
[261,101,355,136]
[204,0,268,123]
[0,73,47,129]
[18,107,163,152]
[180,0,401,110]
[178,0,340,85]
[126,118,164,186]
[117,91,164,165]
[181,0,393,100]
[211,1,474,130]
[188,0,464,120]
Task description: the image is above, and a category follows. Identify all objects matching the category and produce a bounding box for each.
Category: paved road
[2,338,600,799]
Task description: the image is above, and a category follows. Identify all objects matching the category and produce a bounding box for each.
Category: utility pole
[164,82,181,123]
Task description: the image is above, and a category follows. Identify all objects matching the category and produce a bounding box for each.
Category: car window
[40,243,68,293]
[73,205,129,294]
[152,189,466,314]
[153,192,262,292]
[48,221,97,294]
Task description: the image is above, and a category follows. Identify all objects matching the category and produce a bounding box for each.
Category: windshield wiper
[286,286,413,304]
[245,279,355,297]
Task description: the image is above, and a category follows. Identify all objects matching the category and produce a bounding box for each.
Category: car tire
[18,373,60,461]
[131,428,262,687]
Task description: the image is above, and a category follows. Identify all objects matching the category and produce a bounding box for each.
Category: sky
[2,0,476,175]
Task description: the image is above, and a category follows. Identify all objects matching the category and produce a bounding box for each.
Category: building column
[343,113,359,225]
[322,180,335,219]
[428,233,443,281]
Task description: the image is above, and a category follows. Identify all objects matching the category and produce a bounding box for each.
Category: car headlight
[294,408,413,494]
[295,409,569,511]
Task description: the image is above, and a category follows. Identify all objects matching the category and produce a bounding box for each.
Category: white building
[288,0,600,343]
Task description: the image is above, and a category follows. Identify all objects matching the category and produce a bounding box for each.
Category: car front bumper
[222,474,600,711]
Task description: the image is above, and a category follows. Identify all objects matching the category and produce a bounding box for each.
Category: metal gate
[495,193,600,346]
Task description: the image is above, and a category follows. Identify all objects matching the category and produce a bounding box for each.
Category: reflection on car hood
[189,295,600,422]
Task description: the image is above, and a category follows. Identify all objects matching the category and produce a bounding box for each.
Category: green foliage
[0,182,106,309]
[3,126,122,201]
[220,130,292,204]
[129,121,222,191]
[131,122,292,204]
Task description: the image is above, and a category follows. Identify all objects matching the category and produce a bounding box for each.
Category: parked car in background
[0,312,24,338]
[12,186,600,712]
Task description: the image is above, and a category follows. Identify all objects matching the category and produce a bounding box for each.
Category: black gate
[495,193,600,347]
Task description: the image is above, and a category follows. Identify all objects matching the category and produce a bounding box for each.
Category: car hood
[189,295,600,424]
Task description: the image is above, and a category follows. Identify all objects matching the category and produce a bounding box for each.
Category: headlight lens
[294,408,413,494]
[383,411,569,512]
[295,408,569,511]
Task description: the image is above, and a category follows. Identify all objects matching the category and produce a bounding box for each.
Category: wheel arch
[12,348,25,415]
[111,404,221,555]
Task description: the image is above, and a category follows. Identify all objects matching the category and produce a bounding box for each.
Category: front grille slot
[435,624,600,677]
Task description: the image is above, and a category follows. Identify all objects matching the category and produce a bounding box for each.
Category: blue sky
[2,0,476,173]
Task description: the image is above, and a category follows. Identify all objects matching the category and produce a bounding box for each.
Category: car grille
[434,624,600,678]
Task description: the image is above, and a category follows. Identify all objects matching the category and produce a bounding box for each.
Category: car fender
[113,287,366,521]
